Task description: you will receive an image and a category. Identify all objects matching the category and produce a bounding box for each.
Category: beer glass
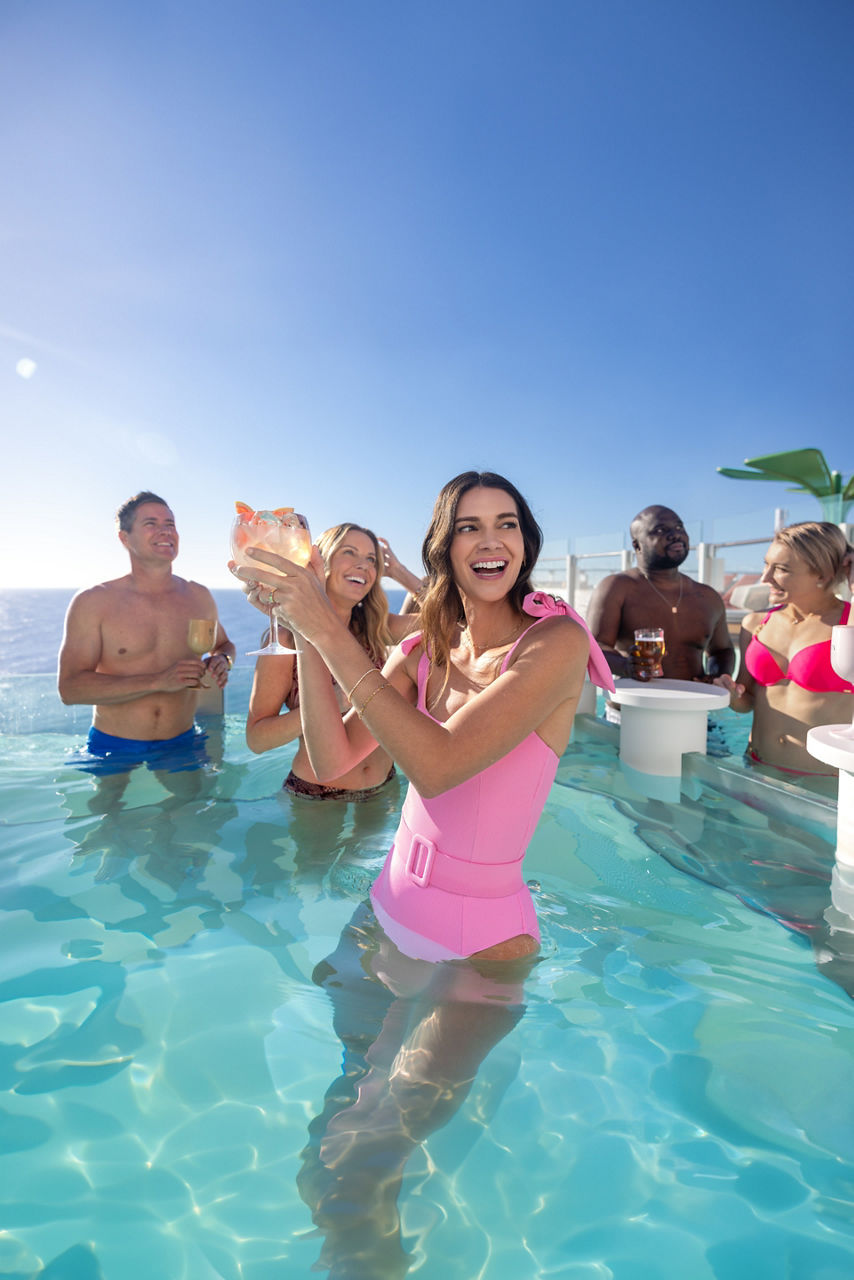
[631,627,665,681]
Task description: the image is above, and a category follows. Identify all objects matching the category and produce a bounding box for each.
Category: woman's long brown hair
[417,471,543,678]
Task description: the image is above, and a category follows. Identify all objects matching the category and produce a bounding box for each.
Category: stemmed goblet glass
[230,505,312,656]
[187,618,217,687]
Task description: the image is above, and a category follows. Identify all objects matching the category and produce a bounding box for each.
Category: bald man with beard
[587,505,735,683]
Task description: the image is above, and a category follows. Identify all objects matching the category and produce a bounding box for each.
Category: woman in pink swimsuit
[715,521,854,780]
[236,473,614,1275]
[241,471,614,963]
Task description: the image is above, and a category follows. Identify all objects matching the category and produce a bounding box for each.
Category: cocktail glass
[830,624,854,740]
[187,618,217,687]
[230,506,312,656]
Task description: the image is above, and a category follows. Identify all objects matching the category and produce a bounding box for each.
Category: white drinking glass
[830,624,854,740]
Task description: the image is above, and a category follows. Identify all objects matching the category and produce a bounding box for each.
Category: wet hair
[315,523,391,666]
[116,491,170,533]
[418,470,542,677]
[773,521,854,590]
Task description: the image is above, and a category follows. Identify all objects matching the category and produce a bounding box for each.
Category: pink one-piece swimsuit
[370,593,615,962]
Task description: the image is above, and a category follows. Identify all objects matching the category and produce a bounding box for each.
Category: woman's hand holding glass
[232,542,335,651]
[229,506,312,656]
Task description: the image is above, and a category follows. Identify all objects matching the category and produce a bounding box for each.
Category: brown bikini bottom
[283,766,397,802]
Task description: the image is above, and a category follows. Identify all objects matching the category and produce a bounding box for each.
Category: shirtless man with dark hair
[587,505,735,682]
[59,493,235,773]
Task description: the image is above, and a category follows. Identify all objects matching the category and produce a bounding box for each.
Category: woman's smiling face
[325,530,379,604]
[449,486,524,598]
[760,540,821,605]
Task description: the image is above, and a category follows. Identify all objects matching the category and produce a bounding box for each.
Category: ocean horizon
[0,587,407,677]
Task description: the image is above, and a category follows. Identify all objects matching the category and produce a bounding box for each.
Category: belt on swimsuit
[390,825,524,898]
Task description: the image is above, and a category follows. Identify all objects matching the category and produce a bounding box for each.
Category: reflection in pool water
[2,688,854,1279]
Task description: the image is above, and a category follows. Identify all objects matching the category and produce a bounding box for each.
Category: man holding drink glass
[59,491,235,775]
[587,505,734,684]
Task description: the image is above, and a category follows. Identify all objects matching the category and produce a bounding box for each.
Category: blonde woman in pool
[245,523,419,799]
[715,521,854,782]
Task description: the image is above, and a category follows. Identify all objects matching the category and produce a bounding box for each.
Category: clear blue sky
[2,0,851,588]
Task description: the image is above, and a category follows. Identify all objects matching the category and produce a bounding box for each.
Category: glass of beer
[631,627,665,681]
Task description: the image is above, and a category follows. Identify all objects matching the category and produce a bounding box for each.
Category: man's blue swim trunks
[72,726,210,776]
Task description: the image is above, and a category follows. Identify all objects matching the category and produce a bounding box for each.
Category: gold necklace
[642,573,684,615]
[461,623,523,659]
[784,599,835,626]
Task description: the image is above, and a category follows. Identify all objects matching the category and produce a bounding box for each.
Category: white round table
[612,678,731,777]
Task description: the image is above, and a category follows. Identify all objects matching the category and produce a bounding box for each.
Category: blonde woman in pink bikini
[716,521,854,782]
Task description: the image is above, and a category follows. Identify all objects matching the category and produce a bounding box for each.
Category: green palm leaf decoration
[718,448,853,522]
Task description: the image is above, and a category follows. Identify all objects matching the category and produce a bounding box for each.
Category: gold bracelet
[347,667,380,703]
[355,681,392,717]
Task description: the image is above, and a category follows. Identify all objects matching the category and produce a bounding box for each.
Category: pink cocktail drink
[230,504,312,656]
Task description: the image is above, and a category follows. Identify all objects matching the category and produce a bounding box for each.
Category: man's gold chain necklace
[642,573,684,615]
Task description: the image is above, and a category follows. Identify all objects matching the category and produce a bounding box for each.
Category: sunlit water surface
[2,689,854,1280]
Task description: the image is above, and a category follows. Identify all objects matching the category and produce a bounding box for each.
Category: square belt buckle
[405,836,437,888]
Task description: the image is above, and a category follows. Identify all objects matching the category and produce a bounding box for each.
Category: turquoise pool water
[2,681,854,1279]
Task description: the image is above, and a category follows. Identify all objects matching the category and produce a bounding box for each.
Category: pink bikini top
[744,602,854,693]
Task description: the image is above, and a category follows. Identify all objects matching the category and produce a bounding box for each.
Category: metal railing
[532,521,854,617]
